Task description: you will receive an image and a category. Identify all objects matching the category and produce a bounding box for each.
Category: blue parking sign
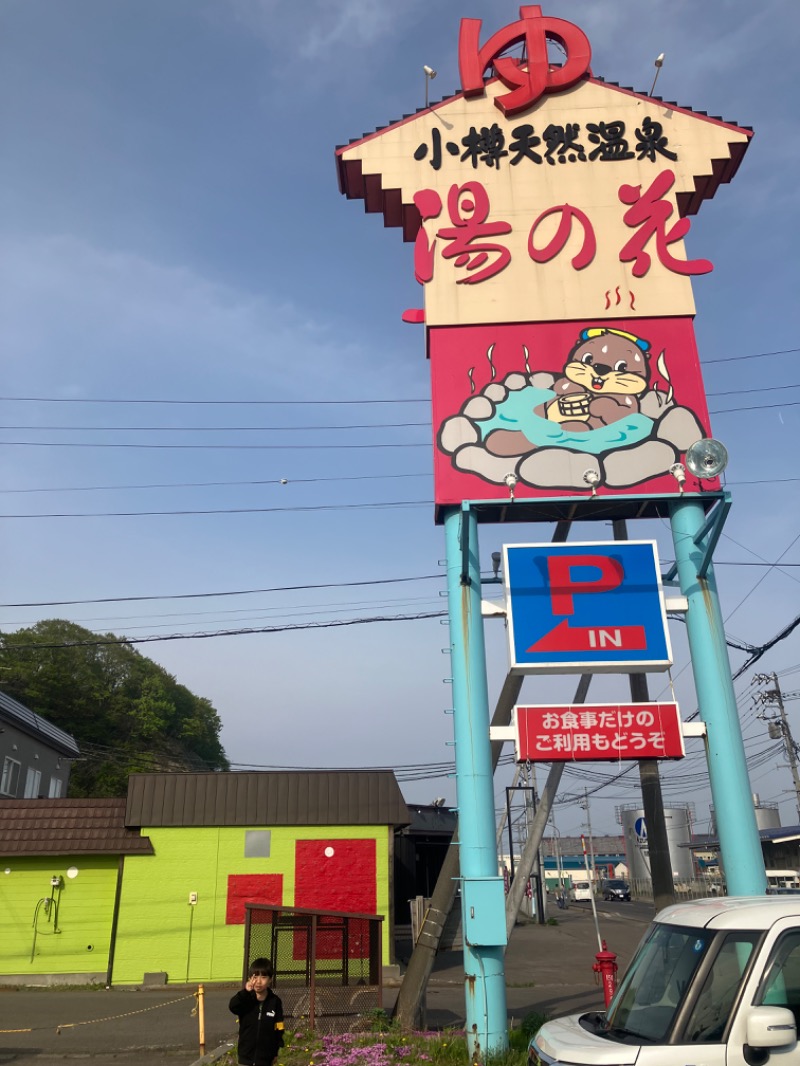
[503,541,672,673]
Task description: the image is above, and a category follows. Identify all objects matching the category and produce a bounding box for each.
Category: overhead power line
[0,384,796,433]
[0,474,795,497]
[3,606,795,663]
[0,440,429,451]
[0,346,796,407]
[708,383,799,397]
[0,472,432,495]
[2,561,797,610]
[706,562,800,568]
[0,402,794,454]
[0,421,431,431]
[0,499,430,519]
[0,395,430,405]
[732,614,800,681]
[0,573,444,608]
[0,610,449,649]
[711,400,800,415]
[701,347,799,365]
[0,593,443,631]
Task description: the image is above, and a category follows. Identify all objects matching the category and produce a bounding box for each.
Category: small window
[1,757,21,796]
[245,831,271,858]
[24,768,42,798]
[48,777,63,798]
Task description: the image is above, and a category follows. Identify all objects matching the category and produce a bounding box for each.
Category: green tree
[0,619,229,796]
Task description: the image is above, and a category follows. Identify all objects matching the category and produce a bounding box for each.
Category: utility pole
[755,673,800,823]
[550,815,563,896]
[497,764,521,855]
[522,762,542,919]
[580,788,597,886]
[613,518,675,911]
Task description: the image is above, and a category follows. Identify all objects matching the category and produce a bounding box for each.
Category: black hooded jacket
[229,988,284,1066]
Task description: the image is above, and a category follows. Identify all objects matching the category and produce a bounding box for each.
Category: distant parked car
[571,879,594,902]
[603,878,631,901]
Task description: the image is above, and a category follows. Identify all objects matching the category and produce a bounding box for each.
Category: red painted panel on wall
[226,873,283,925]
[295,839,377,914]
[294,839,377,959]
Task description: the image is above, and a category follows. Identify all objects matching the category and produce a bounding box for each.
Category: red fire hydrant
[593,939,618,1008]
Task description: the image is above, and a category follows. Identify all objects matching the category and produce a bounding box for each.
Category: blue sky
[1,0,799,840]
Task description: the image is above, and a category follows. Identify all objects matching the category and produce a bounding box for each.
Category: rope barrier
[0,992,197,1035]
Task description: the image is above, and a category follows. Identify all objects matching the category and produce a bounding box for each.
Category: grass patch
[218,1013,547,1065]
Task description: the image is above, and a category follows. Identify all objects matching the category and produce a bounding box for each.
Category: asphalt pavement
[0,899,653,1066]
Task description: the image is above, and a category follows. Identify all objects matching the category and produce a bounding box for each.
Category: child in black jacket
[229,958,284,1066]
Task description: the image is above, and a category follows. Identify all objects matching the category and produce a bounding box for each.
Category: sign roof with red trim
[336,10,752,329]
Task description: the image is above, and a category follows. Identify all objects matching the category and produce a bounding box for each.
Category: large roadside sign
[336,6,752,516]
[503,541,672,673]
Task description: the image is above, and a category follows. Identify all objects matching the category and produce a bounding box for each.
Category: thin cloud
[0,234,425,402]
[227,0,422,62]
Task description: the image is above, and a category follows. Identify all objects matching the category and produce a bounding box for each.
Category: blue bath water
[478,384,653,455]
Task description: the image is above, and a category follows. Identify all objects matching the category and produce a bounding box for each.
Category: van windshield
[604,924,712,1041]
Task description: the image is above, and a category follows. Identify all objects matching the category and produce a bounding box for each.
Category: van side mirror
[744,1006,797,1065]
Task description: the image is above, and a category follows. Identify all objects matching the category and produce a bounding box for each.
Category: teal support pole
[670,498,767,896]
[444,505,508,1059]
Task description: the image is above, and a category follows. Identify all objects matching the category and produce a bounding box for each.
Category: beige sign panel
[337,77,751,326]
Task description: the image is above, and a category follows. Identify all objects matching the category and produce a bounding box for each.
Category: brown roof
[0,798,154,856]
[125,771,410,829]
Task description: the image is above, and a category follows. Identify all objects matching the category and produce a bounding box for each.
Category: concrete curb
[189,1039,235,1066]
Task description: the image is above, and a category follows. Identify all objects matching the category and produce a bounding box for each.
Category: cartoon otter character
[483,327,652,457]
[542,328,651,432]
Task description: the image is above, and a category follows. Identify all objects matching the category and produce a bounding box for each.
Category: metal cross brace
[663,491,732,583]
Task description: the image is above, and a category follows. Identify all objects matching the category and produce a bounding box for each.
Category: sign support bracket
[459,502,472,586]
[693,491,732,579]
[663,492,731,582]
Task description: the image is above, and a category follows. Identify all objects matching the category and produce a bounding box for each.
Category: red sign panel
[514,702,685,761]
[431,316,715,506]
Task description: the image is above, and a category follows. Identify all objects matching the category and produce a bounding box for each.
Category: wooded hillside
[0,619,229,796]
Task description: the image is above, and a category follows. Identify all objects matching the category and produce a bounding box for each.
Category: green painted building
[0,798,152,983]
[0,771,409,986]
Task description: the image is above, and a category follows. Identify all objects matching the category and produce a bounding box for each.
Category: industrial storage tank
[710,794,780,835]
[618,804,694,881]
[754,799,781,831]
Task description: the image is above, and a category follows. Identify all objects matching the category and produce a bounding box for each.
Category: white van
[571,879,594,902]
[530,896,799,1065]
[767,870,800,893]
